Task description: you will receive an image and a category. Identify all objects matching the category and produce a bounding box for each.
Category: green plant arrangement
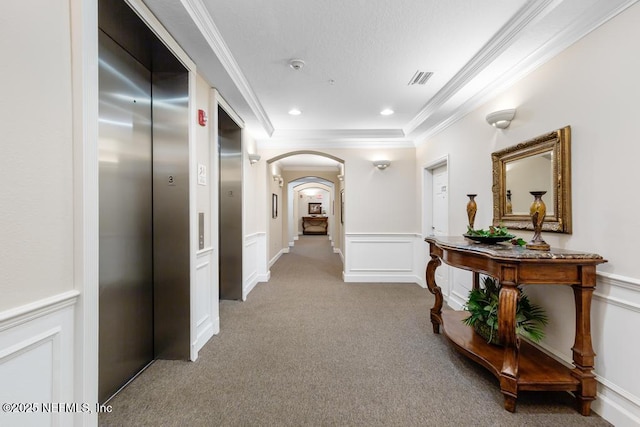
[466,225,527,246]
[462,276,548,345]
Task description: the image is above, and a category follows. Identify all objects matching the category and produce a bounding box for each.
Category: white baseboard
[243,282,257,301]
[593,375,640,427]
[269,248,287,268]
[343,273,421,284]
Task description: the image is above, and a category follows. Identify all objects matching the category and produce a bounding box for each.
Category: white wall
[192,76,218,357]
[0,1,75,311]
[242,133,269,296]
[268,163,284,264]
[195,75,213,248]
[243,133,262,236]
[416,3,640,424]
[0,1,93,424]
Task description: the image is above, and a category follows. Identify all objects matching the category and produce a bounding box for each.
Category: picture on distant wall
[272,193,278,219]
[308,202,322,215]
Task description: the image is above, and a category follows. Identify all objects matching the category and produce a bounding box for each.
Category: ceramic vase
[466,194,477,230]
[525,191,550,251]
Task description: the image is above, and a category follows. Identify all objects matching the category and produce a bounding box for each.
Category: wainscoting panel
[193,248,217,359]
[343,234,423,283]
[0,291,78,427]
[591,272,640,426]
[244,232,269,300]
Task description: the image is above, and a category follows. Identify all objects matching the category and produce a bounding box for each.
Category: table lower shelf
[441,310,579,391]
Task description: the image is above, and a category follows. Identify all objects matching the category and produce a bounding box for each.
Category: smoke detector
[289,59,305,71]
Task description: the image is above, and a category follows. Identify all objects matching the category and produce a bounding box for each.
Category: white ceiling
[143,0,636,148]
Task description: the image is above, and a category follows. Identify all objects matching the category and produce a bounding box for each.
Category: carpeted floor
[99,235,610,426]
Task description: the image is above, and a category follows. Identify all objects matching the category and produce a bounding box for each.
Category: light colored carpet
[99,235,610,426]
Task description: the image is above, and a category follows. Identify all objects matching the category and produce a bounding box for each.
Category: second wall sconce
[248,153,261,165]
[373,160,391,170]
[486,109,516,129]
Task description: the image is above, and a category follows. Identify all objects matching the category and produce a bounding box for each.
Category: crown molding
[413,0,639,145]
[260,128,414,148]
[181,0,274,136]
[257,138,415,150]
[271,128,406,140]
[404,0,561,136]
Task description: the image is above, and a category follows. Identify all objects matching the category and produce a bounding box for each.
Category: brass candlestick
[466,194,477,230]
[526,191,550,251]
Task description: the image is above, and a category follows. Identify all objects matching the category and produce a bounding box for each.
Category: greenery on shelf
[462,276,548,344]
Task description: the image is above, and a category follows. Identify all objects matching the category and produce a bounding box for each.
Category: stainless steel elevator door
[98,32,154,403]
[218,107,243,300]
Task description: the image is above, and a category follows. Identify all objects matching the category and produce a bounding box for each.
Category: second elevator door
[98,32,154,403]
[218,107,243,300]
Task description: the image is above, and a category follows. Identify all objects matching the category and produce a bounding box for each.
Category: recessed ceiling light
[380,109,394,116]
[288,108,302,116]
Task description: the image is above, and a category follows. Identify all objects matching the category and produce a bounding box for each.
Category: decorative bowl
[463,233,514,244]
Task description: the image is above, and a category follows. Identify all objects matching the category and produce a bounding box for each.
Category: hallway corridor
[99,236,609,426]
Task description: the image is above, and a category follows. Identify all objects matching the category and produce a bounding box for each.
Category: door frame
[422,155,449,238]
[422,155,450,300]
[74,0,198,421]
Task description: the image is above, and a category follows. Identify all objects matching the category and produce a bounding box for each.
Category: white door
[431,164,450,300]
[432,165,448,237]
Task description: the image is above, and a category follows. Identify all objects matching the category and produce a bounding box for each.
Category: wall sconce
[373,160,391,170]
[273,175,283,187]
[248,153,261,165]
[486,109,516,129]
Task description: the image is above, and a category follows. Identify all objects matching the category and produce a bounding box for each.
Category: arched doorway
[265,151,345,272]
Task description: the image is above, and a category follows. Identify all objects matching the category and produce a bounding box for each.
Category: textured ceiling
[143,0,637,148]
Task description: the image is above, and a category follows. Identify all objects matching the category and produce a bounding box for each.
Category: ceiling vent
[408,70,433,85]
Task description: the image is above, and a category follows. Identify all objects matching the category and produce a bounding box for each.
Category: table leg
[571,265,597,416]
[472,271,480,290]
[425,253,443,333]
[498,275,520,412]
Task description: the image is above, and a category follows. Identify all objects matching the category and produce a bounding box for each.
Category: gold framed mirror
[491,126,571,233]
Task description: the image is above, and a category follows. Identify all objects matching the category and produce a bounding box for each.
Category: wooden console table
[424,236,606,415]
[302,217,328,235]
